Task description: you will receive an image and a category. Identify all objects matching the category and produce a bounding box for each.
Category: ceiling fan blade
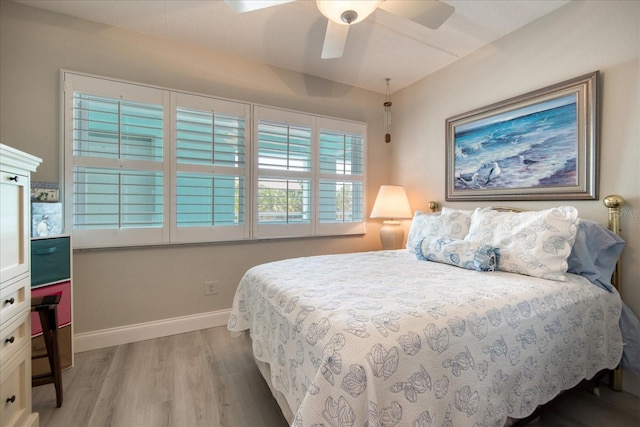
[378,0,455,30]
[224,0,296,14]
[321,20,349,59]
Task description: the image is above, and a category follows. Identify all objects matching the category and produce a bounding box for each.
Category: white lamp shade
[316,1,381,25]
[370,185,412,219]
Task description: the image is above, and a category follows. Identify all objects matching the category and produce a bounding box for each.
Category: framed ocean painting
[445,71,598,201]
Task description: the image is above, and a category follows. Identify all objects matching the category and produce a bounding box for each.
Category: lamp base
[379,220,404,250]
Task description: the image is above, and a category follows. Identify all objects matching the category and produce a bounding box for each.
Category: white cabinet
[1,144,41,427]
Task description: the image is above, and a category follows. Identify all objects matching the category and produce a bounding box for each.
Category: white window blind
[73,167,163,229]
[65,74,169,247]
[254,107,314,238]
[72,95,165,231]
[317,118,365,235]
[63,71,365,248]
[172,93,250,243]
[257,177,311,224]
[254,107,366,238]
[73,94,164,161]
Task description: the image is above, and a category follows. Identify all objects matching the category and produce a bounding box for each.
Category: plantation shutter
[64,71,366,248]
[316,117,366,235]
[66,72,170,248]
[172,93,250,242]
[254,106,313,238]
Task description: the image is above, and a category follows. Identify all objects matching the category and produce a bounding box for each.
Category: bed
[228,196,632,426]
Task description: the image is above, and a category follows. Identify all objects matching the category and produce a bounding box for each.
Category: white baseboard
[74,309,231,353]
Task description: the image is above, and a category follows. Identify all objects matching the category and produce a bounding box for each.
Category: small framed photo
[32,202,63,237]
[31,181,59,202]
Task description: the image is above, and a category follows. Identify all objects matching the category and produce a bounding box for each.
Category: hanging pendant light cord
[384,78,392,143]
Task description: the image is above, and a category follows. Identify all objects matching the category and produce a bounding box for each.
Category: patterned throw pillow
[405,210,471,253]
[417,237,499,271]
[440,206,474,216]
[465,206,579,281]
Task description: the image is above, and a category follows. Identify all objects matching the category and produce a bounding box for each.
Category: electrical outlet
[204,281,219,296]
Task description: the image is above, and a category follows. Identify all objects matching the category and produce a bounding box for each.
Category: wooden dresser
[1,144,41,427]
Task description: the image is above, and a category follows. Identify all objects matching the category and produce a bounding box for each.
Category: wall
[0,2,391,333]
[392,0,639,394]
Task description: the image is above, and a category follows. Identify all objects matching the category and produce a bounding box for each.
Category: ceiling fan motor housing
[341,10,358,24]
[316,1,381,26]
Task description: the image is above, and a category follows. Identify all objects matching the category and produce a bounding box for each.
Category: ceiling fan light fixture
[316,0,381,26]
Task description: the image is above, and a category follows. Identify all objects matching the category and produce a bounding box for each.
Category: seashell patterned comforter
[228,250,623,427]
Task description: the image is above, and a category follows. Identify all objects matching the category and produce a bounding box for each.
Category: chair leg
[38,309,63,407]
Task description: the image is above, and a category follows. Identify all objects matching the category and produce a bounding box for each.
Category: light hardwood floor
[33,326,640,427]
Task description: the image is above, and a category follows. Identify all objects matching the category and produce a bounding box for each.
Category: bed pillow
[417,237,499,271]
[405,210,470,253]
[465,206,579,281]
[567,218,625,292]
[441,206,474,217]
[406,211,439,253]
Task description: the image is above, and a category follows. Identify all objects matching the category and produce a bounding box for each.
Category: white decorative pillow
[465,206,579,281]
[405,210,470,253]
[441,206,474,217]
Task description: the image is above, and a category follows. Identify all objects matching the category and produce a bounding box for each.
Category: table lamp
[370,185,412,250]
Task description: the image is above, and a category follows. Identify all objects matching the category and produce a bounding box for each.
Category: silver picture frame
[445,71,598,201]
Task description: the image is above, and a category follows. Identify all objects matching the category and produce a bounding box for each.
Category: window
[63,72,365,248]
[317,118,365,236]
[72,94,165,232]
[254,107,313,238]
[172,93,250,243]
[65,74,170,247]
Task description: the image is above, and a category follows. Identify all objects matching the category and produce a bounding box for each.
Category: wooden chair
[31,293,63,408]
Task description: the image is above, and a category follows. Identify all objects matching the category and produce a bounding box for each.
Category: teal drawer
[31,236,71,287]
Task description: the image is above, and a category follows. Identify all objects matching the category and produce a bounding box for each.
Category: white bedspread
[227,250,623,427]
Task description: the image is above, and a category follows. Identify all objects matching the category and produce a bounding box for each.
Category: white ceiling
[15,0,571,94]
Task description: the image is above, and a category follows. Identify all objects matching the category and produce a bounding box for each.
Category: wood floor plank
[172,331,219,427]
[201,327,255,376]
[32,346,117,427]
[539,388,640,427]
[130,400,173,427]
[87,343,151,427]
[32,326,639,427]
[133,336,175,409]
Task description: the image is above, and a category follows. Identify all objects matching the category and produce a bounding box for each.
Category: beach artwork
[445,72,598,201]
[453,94,578,191]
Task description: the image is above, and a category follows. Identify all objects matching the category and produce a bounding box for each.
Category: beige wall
[392,0,639,393]
[0,2,391,331]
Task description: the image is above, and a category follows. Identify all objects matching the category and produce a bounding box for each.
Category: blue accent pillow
[416,237,499,272]
[568,221,639,377]
[566,219,625,292]
[620,302,640,377]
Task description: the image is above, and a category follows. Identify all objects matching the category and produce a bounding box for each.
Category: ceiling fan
[224,0,455,59]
